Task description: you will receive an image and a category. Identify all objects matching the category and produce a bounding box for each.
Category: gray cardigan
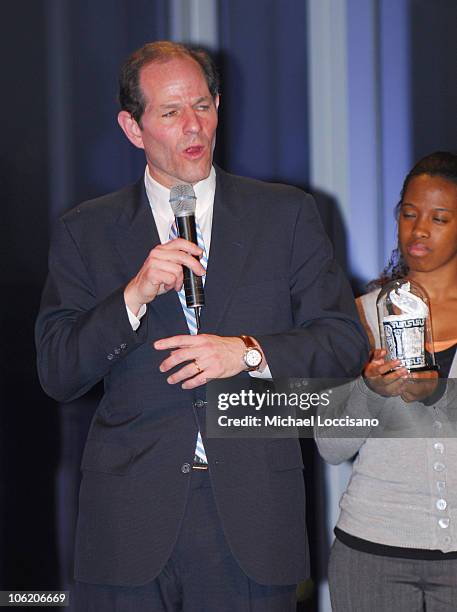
[315,290,457,552]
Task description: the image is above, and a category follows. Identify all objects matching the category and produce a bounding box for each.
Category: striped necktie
[169,220,208,464]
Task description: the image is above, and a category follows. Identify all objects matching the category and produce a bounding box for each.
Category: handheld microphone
[169,184,205,330]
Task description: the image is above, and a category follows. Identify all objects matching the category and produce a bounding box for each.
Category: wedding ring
[194,360,203,375]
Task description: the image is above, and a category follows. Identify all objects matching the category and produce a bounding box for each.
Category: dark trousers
[73,470,297,611]
[329,538,457,612]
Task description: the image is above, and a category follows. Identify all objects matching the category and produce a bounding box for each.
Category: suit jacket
[35,167,368,586]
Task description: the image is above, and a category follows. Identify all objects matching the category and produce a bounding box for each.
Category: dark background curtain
[410,0,457,159]
[0,0,168,592]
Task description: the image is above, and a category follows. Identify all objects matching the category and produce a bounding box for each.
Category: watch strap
[239,334,258,350]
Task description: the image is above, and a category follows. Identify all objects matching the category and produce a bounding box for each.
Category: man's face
[128,57,219,188]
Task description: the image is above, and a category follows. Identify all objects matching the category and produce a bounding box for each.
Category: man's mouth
[183,145,205,159]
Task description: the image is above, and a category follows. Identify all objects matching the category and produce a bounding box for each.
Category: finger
[163,282,177,292]
[381,367,408,381]
[159,348,199,372]
[150,270,179,292]
[132,270,177,302]
[161,238,203,256]
[154,335,200,351]
[401,395,415,403]
[365,371,406,397]
[401,388,420,403]
[370,360,403,376]
[151,250,205,277]
[364,359,402,378]
[147,276,180,299]
[386,380,406,396]
[182,374,207,389]
[379,358,402,370]
[166,361,201,385]
[408,370,438,380]
[372,376,405,396]
[142,260,182,288]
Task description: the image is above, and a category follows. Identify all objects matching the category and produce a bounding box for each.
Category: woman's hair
[368,151,457,289]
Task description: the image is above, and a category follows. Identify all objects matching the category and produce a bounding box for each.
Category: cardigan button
[433,442,444,454]
[436,498,447,511]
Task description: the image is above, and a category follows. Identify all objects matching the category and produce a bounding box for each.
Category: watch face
[246,348,262,367]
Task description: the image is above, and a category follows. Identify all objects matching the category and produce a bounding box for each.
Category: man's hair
[370,151,457,288]
[119,41,220,126]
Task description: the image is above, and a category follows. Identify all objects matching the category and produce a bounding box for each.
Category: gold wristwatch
[239,335,263,371]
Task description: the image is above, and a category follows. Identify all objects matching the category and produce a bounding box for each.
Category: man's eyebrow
[157,97,211,109]
[158,102,181,109]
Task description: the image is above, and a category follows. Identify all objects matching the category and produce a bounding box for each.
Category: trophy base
[382,364,439,375]
[406,365,439,373]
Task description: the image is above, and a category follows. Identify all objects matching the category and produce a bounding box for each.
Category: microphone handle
[176,215,205,308]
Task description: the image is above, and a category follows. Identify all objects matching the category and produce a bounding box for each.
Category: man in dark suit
[36,41,368,610]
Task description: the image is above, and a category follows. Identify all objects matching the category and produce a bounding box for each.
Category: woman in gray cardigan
[316,152,457,611]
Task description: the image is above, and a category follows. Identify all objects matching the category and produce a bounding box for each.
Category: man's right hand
[124,238,205,316]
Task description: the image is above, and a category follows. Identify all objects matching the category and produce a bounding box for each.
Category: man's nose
[182,108,202,133]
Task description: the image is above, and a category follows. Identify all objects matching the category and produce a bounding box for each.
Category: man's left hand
[154,334,247,389]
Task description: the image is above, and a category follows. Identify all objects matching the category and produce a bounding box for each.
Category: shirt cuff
[249,365,272,379]
[126,304,147,331]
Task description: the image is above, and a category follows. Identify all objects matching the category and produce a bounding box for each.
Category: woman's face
[399,174,457,274]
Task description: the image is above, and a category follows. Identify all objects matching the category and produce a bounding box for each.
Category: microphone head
[169,184,196,217]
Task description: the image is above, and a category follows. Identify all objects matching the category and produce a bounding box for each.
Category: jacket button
[107,353,114,360]
[114,348,120,355]
[194,400,206,408]
[120,343,127,350]
[181,463,191,474]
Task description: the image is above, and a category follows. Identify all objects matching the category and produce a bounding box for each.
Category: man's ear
[117,111,144,150]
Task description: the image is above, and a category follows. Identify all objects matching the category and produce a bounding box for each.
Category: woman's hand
[399,369,439,403]
[363,349,408,397]
[363,349,439,402]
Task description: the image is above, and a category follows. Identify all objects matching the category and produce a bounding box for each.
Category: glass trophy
[376,279,437,372]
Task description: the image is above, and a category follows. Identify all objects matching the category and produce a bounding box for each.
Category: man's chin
[181,163,212,186]
[150,161,212,188]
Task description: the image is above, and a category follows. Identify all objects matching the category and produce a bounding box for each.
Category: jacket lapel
[200,168,248,333]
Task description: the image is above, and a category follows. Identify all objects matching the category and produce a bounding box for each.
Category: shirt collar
[144,165,216,221]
